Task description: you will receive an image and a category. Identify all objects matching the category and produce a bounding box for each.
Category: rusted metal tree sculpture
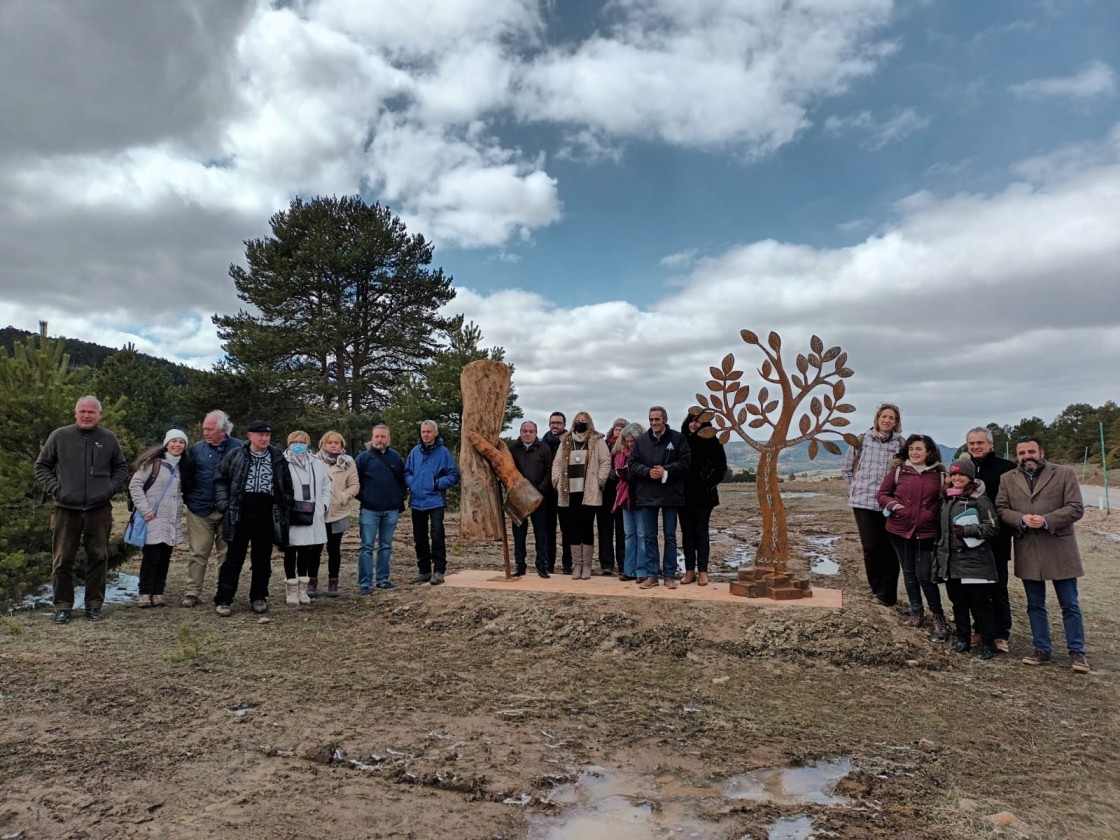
[696,330,859,599]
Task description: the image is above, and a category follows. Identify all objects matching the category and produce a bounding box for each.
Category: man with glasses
[995,436,1089,673]
[542,411,571,574]
[965,426,1015,652]
[628,406,691,590]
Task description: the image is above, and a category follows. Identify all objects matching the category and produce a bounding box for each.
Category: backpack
[126,460,161,511]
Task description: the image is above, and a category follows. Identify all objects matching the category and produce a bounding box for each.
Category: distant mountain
[1,325,192,383]
[723,438,957,475]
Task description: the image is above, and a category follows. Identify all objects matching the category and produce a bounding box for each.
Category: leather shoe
[638,577,659,589]
[697,572,709,586]
[664,578,679,590]
[994,639,1009,653]
[680,571,697,585]
[1071,652,1090,673]
[1022,649,1051,666]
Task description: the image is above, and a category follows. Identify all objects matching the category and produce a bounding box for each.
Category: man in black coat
[541,411,571,574]
[510,421,553,578]
[967,427,1016,652]
[627,406,691,590]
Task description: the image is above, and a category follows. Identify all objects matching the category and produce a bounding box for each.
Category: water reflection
[725,758,852,805]
[20,570,139,611]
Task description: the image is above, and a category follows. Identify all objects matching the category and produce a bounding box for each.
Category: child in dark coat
[934,459,1001,659]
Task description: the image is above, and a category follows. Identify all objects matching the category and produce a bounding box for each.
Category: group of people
[34,397,463,620]
[844,403,1090,673]
[509,407,726,589]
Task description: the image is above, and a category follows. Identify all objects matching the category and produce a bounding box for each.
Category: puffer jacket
[933,481,1000,582]
[877,460,946,540]
[127,459,183,547]
[214,445,294,546]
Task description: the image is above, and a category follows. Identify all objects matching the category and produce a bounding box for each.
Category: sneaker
[664,578,679,590]
[85,608,104,622]
[977,644,996,661]
[1071,652,1090,673]
[215,603,232,617]
[53,609,72,624]
[1022,649,1051,666]
[375,581,396,590]
[181,595,200,608]
[251,599,268,614]
[409,574,431,584]
[907,611,924,628]
[994,639,1009,653]
[951,640,971,653]
[430,572,445,586]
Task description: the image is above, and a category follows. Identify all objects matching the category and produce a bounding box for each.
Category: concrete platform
[442,569,842,608]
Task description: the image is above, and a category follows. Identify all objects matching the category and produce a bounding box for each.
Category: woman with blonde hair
[551,410,611,579]
[283,431,333,606]
[315,430,359,597]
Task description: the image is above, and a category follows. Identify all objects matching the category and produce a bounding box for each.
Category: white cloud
[823,107,930,149]
[1010,60,1117,100]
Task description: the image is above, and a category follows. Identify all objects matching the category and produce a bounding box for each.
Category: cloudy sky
[2,0,1118,448]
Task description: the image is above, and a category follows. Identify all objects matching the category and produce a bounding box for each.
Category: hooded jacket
[933,481,1000,582]
[877,458,946,540]
[681,417,727,508]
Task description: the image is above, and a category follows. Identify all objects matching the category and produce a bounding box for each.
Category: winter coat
[127,459,183,547]
[971,451,1015,505]
[214,445,295,546]
[510,438,553,495]
[180,437,243,516]
[681,418,727,509]
[319,452,360,523]
[843,428,901,511]
[933,482,1000,582]
[405,437,460,511]
[285,454,334,547]
[355,446,407,512]
[552,431,611,508]
[877,460,946,540]
[627,428,692,508]
[35,424,128,511]
[996,463,1084,581]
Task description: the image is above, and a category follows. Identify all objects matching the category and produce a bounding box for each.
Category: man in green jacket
[35,395,129,624]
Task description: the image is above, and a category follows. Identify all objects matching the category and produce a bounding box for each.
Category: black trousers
[680,503,714,572]
[284,544,320,578]
[138,543,173,595]
[947,578,997,644]
[512,506,548,574]
[544,489,571,573]
[595,504,625,571]
[560,495,597,545]
[974,530,1012,640]
[853,507,900,605]
[323,528,344,579]
[215,494,274,604]
[411,507,447,574]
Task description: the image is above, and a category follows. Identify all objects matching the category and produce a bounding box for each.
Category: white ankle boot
[285,578,299,605]
[297,576,311,605]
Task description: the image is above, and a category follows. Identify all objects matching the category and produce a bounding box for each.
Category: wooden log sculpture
[465,433,543,527]
[459,360,512,541]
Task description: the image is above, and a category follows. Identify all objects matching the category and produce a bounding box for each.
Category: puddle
[767,814,814,839]
[725,545,754,569]
[780,492,822,499]
[726,758,852,805]
[20,571,139,611]
[226,705,256,717]
[528,760,853,839]
[806,536,840,576]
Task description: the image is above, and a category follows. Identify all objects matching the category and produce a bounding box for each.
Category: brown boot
[697,572,709,586]
[681,570,697,585]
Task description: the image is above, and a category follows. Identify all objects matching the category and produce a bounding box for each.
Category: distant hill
[723,438,957,475]
[1,325,193,383]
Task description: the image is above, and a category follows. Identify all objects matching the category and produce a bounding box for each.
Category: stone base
[730,565,813,600]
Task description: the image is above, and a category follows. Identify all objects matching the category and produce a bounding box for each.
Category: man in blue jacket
[179,410,243,607]
[627,406,691,590]
[355,424,407,593]
[404,420,460,585]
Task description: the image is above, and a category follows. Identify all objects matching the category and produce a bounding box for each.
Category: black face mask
[572,422,588,433]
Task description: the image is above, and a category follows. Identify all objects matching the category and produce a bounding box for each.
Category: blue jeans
[1022,578,1085,655]
[639,506,678,580]
[512,506,548,573]
[620,507,645,578]
[358,508,399,588]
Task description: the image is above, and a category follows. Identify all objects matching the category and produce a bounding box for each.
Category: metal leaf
[726,381,740,392]
[835,403,855,413]
[837,367,854,378]
[719,430,731,444]
[799,415,810,435]
[741,329,759,345]
[796,354,808,375]
[808,353,820,368]
[711,395,724,410]
[821,440,842,455]
[821,346,840,362]
[694,394,710,408]
[706,379,722,391]
[689,405,705,416]
[760,360,772,379]
[725,370,744,381]
[749,418,767,429]
[759,386,769,404]
[808,440,819,460]
[763,400,778,413]
[721,353,735,375]
[767,331,781,352]
[810,335,823,354]
[823,394,833,411]
[833,381,846,399]
[811,397,822,416]
[829,417,850,427]
[709,366,724,380]
[792,374,804,389]
[734,387,750,406]
[842,433,861,447]
[736,408,748,424]
[745,403,760,416]
[698,427,717,439]
[835,351,848,368]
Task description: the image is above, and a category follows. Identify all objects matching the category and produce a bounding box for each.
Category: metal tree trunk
[755,447,790,570]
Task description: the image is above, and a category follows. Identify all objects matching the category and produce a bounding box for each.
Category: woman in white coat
[128,429,187,608]
[283,430,333,606]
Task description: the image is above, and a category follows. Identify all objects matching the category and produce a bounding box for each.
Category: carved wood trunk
[459,359,510,540]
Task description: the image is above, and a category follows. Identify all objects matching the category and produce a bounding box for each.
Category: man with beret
[212,420,293,616]
[995,436,1089,673]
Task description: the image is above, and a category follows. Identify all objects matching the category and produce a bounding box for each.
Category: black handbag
[290,499,315,527]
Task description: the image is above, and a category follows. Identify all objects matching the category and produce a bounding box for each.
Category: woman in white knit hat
[128,428,188,607]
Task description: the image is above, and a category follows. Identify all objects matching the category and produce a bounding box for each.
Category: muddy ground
[2,480,1117,839]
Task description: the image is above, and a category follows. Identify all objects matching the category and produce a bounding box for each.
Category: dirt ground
[2,480,1118,839]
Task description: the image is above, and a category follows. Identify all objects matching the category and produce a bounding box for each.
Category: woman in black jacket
[680,409,727,586]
